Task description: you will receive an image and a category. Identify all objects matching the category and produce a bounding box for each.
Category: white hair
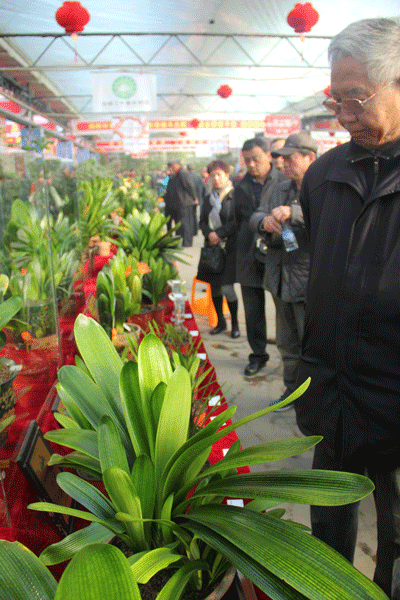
[328,18,400,86]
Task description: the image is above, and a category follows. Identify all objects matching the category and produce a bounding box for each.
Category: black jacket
[234,166,287,287]
[249,179,309,303]
[199,188,237,285]
[296,139,400,464]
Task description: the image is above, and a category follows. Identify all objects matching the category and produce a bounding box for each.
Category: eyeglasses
[322,80,396,115]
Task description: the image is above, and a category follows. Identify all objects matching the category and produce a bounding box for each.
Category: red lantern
[190,118,200,129]
[329,131,335,137]
[55,1,90,34]
[287,3,319,34]
[179,131,186,136]
[217,85,232,99]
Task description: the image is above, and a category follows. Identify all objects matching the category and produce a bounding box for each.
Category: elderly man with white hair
[294,18,400,599]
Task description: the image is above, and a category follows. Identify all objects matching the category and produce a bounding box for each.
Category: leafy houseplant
[141,254,179,307]
[78,177,118,250]
[28,315,387,600]
[96,249,152,337]
[114,208,187,265]
[117,178,158,214]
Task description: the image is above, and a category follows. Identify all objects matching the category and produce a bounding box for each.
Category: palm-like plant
[78,178,118,249]
[114,209,187,265]
[27,315,387,600]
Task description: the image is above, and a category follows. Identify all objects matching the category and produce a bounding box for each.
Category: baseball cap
[271,132,318,157]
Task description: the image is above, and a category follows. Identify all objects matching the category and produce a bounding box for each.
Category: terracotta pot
[127,304,166,332]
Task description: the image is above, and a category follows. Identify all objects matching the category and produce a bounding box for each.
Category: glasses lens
[342,98,363,115]
[323,99,339,114]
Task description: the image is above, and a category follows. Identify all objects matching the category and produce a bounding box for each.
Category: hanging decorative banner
[265,115,301,136]
[91,73,157,113]
[56,140,73,159]
[112,116,149,157]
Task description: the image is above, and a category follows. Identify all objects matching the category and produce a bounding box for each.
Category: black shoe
[244,358,267,377]
[231,328,240,339]
[210,321,227,335]
[268,389,294,411]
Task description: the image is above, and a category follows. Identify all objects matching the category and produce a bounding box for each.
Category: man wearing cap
[235,137,287,377]
[250,132,317,409]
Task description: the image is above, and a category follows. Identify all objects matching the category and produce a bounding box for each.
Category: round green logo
[112,76,137,99]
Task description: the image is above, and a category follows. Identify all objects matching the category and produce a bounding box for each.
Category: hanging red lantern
[323,85,331,97]
[329,131,335,137]
[55,1,90,34]
[190,118,200,129]
[217,85,232,99]
[179,131,187,136]
[287,3,319,34]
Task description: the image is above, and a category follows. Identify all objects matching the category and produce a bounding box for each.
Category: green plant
[141,254,179,306]
[78,177,118,248]
[114,208,187,265]
[0,295,23,350]
[96,249,152,336]
[117,179,158,214]
[28,315,387,600]
[0,540,142,600]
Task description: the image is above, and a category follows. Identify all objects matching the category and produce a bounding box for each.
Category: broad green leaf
[103,466,146,551]
[188,470,374,507]
[54,543,141,600]
[150,381,167,431]
[130,546,183,584]
[55,471,121,523]
[131,454,155,521]
[184,505,388,600]
[162,406,237,503]
[56,386,93,430]
[28,502,123,533]
[137,334,173,445]
[0,295,23,329]
[119,361,150,456]
[40,522,112,566]
[48,452,102,479]
[44,429,99,459]
[154,366,191,490]
[53,413,80,429]
[98,415,130,474]
[73,314,123,410]
[0,540,57,600]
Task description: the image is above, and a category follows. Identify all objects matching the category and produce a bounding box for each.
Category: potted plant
[27,315,387,600]
[113,208,187,266]
[77,177,118,251]
[96,249,155,338]
[141,254,179,308]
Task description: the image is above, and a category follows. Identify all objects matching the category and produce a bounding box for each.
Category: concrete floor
[176,229,377,583]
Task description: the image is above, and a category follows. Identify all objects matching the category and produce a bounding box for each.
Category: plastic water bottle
[281,221,299,252]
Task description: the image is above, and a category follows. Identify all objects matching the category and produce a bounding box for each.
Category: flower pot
[112,323,143,351]
[0,357,20,397]
[127,304,166,332]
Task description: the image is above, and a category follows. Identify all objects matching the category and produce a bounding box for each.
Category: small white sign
[209,395,220,406]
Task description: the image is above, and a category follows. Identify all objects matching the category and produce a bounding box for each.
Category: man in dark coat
[295,17,400,599]
[187,163,208,235]
[163,161,198,247]
[234,137,287,376]
[249,132,317,409]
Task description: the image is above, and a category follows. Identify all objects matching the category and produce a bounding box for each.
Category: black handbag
[196,243,226,282]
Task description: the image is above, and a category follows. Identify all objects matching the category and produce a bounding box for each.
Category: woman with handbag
[198,160,240,338]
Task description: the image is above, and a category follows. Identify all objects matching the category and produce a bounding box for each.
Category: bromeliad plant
[96,249,152,337]
[28,315,387,600]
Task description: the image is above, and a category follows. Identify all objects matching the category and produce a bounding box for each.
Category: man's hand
[261,214,282,234]
[272,205,291,223]
[208,231,221,245]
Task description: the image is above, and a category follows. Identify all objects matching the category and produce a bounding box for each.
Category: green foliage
[27,315,386,600]
[0,541,141,600]
[78,177,118,248]
[116,179,158,214]
[113,208,187,265]
[96,249,151,336]
[142,254,179,306]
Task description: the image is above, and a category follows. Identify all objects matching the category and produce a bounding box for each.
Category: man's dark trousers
[240,285,268,361]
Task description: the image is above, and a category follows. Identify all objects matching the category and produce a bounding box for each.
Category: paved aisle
[176,230,377,581]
